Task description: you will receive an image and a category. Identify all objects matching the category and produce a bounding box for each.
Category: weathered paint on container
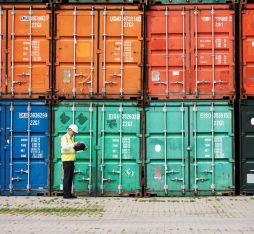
[239,100,254,194]
[145,101,234,196]
[68,0,136,3]
[240,4,254,99]
[0,100,50,195]
[53,101,141,196]
[146,5,235,100]
[0,5,52,99]
[54,5,143,99]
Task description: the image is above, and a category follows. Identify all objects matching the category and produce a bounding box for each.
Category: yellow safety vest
[61,133,76,162]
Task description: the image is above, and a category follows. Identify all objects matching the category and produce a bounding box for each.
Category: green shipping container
[53,101,141,196]
[145,101,234,196]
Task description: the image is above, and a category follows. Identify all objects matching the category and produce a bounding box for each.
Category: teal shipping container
[52,101,142,196]
[145,101,234,196]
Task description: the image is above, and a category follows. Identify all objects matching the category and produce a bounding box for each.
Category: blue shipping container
[0,100,50,195]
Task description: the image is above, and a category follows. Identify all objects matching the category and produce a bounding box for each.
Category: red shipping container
[147,5,235,100]
[240,4,254,99]
[0,4,52,99]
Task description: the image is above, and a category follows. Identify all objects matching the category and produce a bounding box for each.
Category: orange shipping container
[0,5,52,99]
[54,5,143,99]
[147,5,235,100]
[240,4,254,99]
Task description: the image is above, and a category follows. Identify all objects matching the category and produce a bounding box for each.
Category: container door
[0,7,6,96]
[190,6,235,98]
[53,103,97,195]
[6,6,50,98]
[147,7,190,99]
[239,101,254,193]
[241,7,254,97]
[55,7,97,98]
[189,103,234,194]
[98,8,142,98]
[3,102,49,195]
[145,103,189,196]
[97,103,141,196]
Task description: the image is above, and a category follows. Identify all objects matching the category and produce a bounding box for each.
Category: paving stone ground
[0,196,254,234]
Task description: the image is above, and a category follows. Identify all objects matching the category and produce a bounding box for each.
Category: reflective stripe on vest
[61,133,76,161]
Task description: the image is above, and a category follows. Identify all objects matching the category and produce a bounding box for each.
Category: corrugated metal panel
[145,101,234,196]
[146,5,235,100]
[149,0,231,4]
[240,4,254,98]
[0,100,50,195]
[54,5,143,100]
[53,101,141,196]
[239,100,254,194]
[0,5,52,99]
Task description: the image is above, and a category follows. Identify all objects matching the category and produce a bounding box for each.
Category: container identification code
[110,16,141,28]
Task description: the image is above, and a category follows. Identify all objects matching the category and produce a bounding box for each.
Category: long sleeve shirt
[61,134,74,150]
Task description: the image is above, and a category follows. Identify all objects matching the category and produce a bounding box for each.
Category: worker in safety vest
[61,124,80,199]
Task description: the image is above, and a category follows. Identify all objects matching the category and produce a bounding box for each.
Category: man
[61,124,80,199]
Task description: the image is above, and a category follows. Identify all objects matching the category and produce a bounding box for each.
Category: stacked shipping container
[0,5,51,195]
[144,4,235,196]
[0,0,253,197]
[239,3,254,195]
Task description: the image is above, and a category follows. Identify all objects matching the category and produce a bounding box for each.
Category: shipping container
[0,5,52,99]
[68,0,138,3]
[54,5,143,100]
[145,101,234,196]
[52,101,142,196]
[148,0,232,4]
[239,100,254,194]
[0,100,50,195]
[240,4,254,99]
[146,5,235,100]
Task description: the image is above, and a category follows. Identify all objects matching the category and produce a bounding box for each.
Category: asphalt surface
[0,196,254,234]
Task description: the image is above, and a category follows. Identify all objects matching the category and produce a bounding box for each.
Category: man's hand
[74,141,80,146]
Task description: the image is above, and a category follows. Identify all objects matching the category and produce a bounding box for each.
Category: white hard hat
[68,124,79,133]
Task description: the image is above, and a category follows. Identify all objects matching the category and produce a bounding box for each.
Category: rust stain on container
[54,5,143,99]
[147,5,235,100]
[1,5,51,99]
[240,4,254,99]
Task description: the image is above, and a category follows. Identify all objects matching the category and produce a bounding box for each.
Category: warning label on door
[247,174,254,184]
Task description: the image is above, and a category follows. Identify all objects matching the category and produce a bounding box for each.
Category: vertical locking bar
[120,7,124,96]
[182,8,186,96]
[11,7,15,96]
[163,104,168,193]
[193,104,198,193]
[0,7,2,95]
[88,103,93,193]
[71,103,75,193]
[27,103,31,192]
[9,103,14,192]
[211,103,215,192]
[72,7,77,97]
[165,8,169,96]
[181,103,185,192]
[118,104,123,194]
[194,7,199,96]
[89,8,95,96]
[211,7,215,97]
[72,103,75,124]
[28,7,32,96]
[101,104,105,193]
[102,8,107,96]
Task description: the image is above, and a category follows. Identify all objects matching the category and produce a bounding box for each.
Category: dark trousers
[63,161,74,197]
